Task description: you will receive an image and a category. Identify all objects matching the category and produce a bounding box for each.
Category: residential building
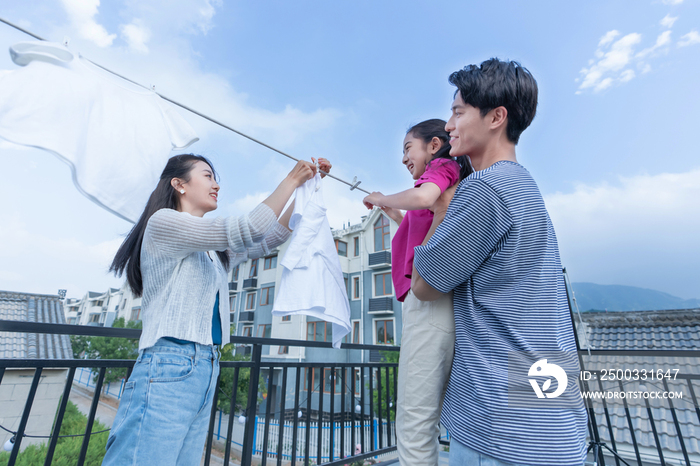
[0,290,73,452]
[227,208,402,418]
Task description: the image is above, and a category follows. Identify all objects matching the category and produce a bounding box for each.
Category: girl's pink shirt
[391,158,461,302]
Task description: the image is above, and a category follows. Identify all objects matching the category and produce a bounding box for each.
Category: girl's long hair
[109,154,229,297]
[407,118,473,181]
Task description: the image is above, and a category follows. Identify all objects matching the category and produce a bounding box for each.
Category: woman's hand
[286,160,317,188]
[363,191,385,210]
[312,157,332,179]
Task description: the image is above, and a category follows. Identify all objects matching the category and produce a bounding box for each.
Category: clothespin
[63,36,70,47]
[151,84,156,91]
[349,176,361,191]
[314,158,321,191]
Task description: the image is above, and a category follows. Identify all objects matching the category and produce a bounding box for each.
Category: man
[411,59,587,466]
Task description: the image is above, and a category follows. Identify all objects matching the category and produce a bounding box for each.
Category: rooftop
[0,290,73,359]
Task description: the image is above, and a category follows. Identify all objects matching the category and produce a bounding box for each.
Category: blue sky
[0,0,698,300]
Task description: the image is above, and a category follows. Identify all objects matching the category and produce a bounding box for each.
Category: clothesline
[0,16,371,195]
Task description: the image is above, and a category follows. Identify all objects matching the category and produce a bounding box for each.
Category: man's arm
[411,179,513,301]
[411,184,456,301]
[411,210,446,301]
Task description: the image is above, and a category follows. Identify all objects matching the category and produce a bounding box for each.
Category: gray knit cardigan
[138,203,290,350]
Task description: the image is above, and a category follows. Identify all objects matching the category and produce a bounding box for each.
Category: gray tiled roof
[575,309,700,461]
[0,290,73,359]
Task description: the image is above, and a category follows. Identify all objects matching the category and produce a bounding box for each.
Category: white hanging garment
[273,174,351,348]
[0,41,199,223]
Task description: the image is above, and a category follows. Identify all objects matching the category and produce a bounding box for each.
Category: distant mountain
[570,282,700,312]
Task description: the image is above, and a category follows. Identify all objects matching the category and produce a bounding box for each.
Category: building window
[89,314,100,323]
[260,286,274,306]
[278,346,289,354]
[245,292,256,310]
[93,300,104,307]
[264,255,277,270]
[229,296,236,310]
[130,308,141,321]
[232,265,239,281]
[374,272,392,297]
[306,321,331,342]
[282,315,291,322]
[352,320,360,344]
[335,240,347,257]
[352,276,360,300]
[374,215,390,252]
[354,237,360,256]
[242,326,253,337]
[249,259,258,278]
[304,368,342,393]
[257,324,271,338]
[375,319,394,345]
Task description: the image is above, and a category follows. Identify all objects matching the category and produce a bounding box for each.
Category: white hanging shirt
[0,41,199,223]
[272,174,351,348]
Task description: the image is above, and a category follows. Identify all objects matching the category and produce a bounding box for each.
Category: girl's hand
[381,206,404,225]
[287,160,317,187]
[312,157,332,178]
[363,192,385,210]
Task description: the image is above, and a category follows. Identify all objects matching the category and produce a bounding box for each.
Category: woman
[103,153,330,465]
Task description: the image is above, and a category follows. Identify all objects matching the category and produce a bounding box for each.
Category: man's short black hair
[449,58,538,144]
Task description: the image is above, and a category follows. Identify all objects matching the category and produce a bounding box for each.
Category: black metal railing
[575,350,700,466]
[2,320,700,465]
[0,320,399,466]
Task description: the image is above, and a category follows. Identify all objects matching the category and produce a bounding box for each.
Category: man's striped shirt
[414,161,587,466]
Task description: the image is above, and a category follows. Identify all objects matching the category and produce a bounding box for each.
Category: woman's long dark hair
[407,118,472,181]
[110,154,230,297]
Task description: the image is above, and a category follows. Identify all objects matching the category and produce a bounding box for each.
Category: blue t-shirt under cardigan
[414,161,587,466]
[165,292,221,346]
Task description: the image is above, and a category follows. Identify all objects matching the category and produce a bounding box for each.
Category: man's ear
[489,106,508,131]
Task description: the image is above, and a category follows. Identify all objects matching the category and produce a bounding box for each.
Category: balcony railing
[0,320,400,466]
[2,304,700,465]
[368,251,391,268]
[242,278,257,290]
[368,297,393,314]
[238,311,254,322]
[228,282,237,292]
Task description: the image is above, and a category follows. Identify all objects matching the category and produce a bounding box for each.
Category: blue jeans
[449,439,534,466]
[102,338,220,466]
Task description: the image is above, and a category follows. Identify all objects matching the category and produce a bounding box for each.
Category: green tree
[216,343,266,415]
[370,350,399,422]
[69,334,90,359]
[87,317,142,385]
[0,401,109,466]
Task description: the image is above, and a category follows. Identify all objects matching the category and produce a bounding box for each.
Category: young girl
[363,119,470,466]
[103,153,330,466]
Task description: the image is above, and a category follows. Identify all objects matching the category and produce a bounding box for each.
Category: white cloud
[636,30,672,58]
[661,0,683,4]
[579,32,641,92]
[598,30,620,47]
[60,0,116,47]
[121,0,221,36]
[0,216,123,296]
[120,20,151,53]
[678,30,700,47]
[546,168,700,297]
[660,14,678,28]
[619,69,635,82]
